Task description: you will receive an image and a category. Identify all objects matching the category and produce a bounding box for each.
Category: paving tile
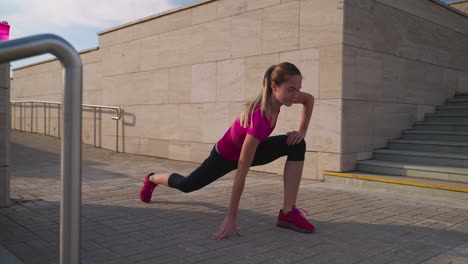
[2,131,468,264]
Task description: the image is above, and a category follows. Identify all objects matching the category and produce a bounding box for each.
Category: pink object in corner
[0,21,10,41]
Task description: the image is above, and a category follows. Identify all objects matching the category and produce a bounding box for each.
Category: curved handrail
[0,34,82,264]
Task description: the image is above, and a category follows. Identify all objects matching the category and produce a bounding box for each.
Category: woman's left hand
[286,131,305,146]
[212,214,240,239]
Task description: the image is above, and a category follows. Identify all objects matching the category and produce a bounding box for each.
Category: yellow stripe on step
[323,171,468,193]
[455,92,468,97]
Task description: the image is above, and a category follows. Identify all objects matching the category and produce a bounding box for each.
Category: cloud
[3,0,177,39]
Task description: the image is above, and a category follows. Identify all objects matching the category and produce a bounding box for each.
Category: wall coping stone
[97,0,216,35]
[446,0,468,5]
[12,0,467,71]
[12,47,99,71]
[430,0,468,17]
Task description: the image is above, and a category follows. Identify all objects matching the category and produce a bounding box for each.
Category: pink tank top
[216,106,280,160]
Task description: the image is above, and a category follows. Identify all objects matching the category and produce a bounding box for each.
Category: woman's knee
[296,138,306,151]
[169,173,198,193]
[287,138,306,161]
[178,183,198,193]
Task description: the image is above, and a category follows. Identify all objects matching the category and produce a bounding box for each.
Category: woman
[140,62,315,239]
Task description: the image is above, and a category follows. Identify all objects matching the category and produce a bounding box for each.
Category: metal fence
[11,100,122,152]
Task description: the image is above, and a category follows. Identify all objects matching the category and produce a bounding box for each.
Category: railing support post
[93,107,96,148]
[43,103,46,135]
[30,102,33,133]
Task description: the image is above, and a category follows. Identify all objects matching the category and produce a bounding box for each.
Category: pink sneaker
[277,206,315,233]
[139,173,157,203]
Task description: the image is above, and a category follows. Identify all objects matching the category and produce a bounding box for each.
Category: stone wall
[448,0,468,13]
[10,48,102,143]
[11,0,344,180]
[10,0,467,179]
[340,0,468,171]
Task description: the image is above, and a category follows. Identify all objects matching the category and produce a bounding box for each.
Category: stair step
[425,113,468,123]
[436,106,468,114]
[427,113,468,117]
[374,149,468,167]
[413,122,468,132]
[448,98,468,101]
[357,159,468,182]
[437,105,468,110]
[388,139,468,155]
[446,99,468,106]
[401,130,468,142]
[323,171,468,200]
[402,129,468,142]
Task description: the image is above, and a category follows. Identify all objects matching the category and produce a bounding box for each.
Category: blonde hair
[239,62,302,128]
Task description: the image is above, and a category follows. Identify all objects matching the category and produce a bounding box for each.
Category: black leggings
[168,135,306,193]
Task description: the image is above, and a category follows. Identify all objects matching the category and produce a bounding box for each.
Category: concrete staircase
[324,94,468,200]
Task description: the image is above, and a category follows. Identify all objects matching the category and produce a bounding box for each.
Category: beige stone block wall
[280,48,320,98]
[342,100,419,153]
[263,1,300,53]
[11,0,346,181]
[344,0,468,72]
[10,49,103,139]
[231,10,263,58]
[245,54,280,100]
[9,0,467,181]
[341,0,468,168]
[449,1,468,13]
[318,45,342,99]
[300,0,343,49]
[192,62,217,103]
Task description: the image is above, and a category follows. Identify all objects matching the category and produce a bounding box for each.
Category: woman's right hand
[212,214,241,239]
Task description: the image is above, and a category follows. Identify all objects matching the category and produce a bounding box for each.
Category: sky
[1,0,198,69]
[0,0,456,70]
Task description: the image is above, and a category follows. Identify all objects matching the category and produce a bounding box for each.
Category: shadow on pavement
[11,136,129,182]
[1,198,468,264]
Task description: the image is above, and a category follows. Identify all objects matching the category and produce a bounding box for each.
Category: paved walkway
[2,131,468,264]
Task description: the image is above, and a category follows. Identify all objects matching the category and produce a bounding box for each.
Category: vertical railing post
[93,107,96,148]
[58,103,61,139]
[20,102,22,131]
[116,117,119,153]
[30,102,33,133]
[11,103,14,130]
[43,103,46,135]
[48,103,50,134]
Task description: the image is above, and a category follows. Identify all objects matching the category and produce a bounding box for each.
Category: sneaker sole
[276,220,315,233]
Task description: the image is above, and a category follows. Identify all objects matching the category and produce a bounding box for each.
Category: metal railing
[10,100,122,152]
[0,34,82,264]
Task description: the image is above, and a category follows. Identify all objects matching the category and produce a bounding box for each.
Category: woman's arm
[296,91,315,136]
[287,92,315,145]
[228,134,259,217]
[213,134,259,239]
